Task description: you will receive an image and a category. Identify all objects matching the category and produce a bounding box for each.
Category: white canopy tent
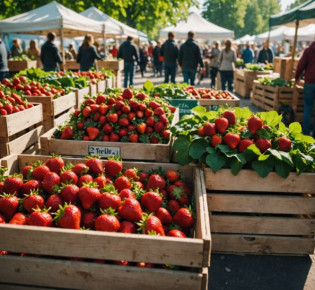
[235,34,255,44]
[285,24,315,41]
[255,26,293,42]
[159,12,234,40]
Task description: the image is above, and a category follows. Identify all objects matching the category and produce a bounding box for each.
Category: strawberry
[118,198,143,222]
[141,191,163,213]
[45,194,63,213]
[122,88,133,99]
[256,138,272,153]
[103,123,113,134]
[60,184,79,204]
[154,121,164,132]
[99,105,109,115]
[148,101,160,110]
[123,168,138,180]
[278,137,291,151]
[120,220,136,233]
[96,95,106,104]
[3,175,23,195]
[82,106,91,117]
[198,127,204,136]
[22,165,32,179]
[99,192,121,210]
[247,116,263,134]
[33,164,50,181]
[60,169,78,185]
[138,214,165,236]
[173,207,195,228]
[129,133,139,143]
[211,135,222,147]
[238,138,254,153]
[203,122,216,136]
[94,175,107,189]
[114,176,131,192]
[122,105,131,114]
[107,113,118,123]
[82,211,97,229]
[119,189,136,200]
[0,194,19,219]
[45,156,64,174]
[55,204,81,229]
[86,127,100,141]
[174,181,191,195]
[78,174,94,187]
[86,158,104,175]
[73,163,89,176]
[168,199,180,213]
[105,159,122,176]
[90,104,99,113]
[23,190,45,213]
[137,123,147,135]
[154,107,165,116]
[167,229,187,238]
[162,129,170,139]
[95,209,120,232]
[20,179,41,196]
[42,172,60,194]
[61,126,73,139]
[9,212,28,225]
[165,170,179,183]
[136,92,146,100]
[169,186,189,205]
[118,117,129,127]
[222,110,236,125]
[28,208,53,227]
[146,174,166,191]
[155,207,172,225]
[223,133,241,150]
[0,213,5,223]
[215,118,229,133]
[78,182,101,209]
[109,133,120,142]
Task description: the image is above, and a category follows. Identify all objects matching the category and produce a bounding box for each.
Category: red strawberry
[169,186,189,205]
[173,207,195,228]
[146,174,166,191]
[137,123,147,135]
[96,95,107,104]
[165,170,179,183]
[9,212,28,225]
[247,116,263,134]
[87,127,100,141]
[122,88,133,99]
[0,194,19,219]
[162,129,170,139]
[82,211,97,229]
[22,165,32,179]
[198,127,204,136]
[3,175,23,195]
[105,159,122,176]
[78,174,94,187]
[83,106,92,117]
[148,101,160,110]
[123,168,138,180]
[60,170,78,185]
[211,135,222,147]
[23,190,45,213]
[136,92,146,100]
[118,198,143,222]
[129,133,139,143]
[60,184,79,204]
[155,207,172,224]
[99,192,121,210]
[107,113,118,123]
[256,138,272,153]
[120,220,136,233]
[278,137,291,151]
[141,191,163,212]
[238,138,254,153]
[138,214,165,236]
[45,194,63,213]
[109,132,120,142]
[203,122,216,136]
[168,199,180,213]
[42,172,60,194]
[95,210,120,232]
[61,126,73,139]
[114,176,131,192]
[21,179,41,196]
[78,182,101,209]
[28,208,53,227]
[222,110,236,125]
[55,204,81,229]
[73,163,89,176]
[103,123,113,134]
[173,181,191,195]
[119,189,136,200]
[0,213,5,223]
[154,107,165,116]
[223,133,241,149]
[99,105,109,115]
[94,175,107,189]
[33,164,50,181]
[45,156,64,174]
[154,121,164,132]
[215,118,229,133]
[86,158,104,175]
[167,229,187,238]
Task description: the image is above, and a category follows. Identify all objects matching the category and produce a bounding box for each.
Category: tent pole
[60,28,65,71]
[290,20,299,80]
[103,24,106,56]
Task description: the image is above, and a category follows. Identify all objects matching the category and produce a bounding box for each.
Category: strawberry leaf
[205,151,225,173]
[275,159,292,178]
[251,157,274,178]
[189,139,208,160]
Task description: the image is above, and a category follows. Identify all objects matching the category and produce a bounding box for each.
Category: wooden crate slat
[8,60,37,72]
[89,83,97,96]
[42,108,74,132]
[0,256,205,290]
[96,80,106,93]
[212,233,314,255]
[207,193,315,214]
[74,86,90,108]
[198,95,240,107]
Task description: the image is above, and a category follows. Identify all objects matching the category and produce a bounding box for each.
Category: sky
[190,0,297,14]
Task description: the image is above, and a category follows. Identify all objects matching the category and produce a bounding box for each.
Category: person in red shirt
[295,40,315,137]
[148,43,153,58]
[110,45,118,58]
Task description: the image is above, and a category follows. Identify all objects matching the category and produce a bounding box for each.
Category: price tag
[168,99,199,119]
[88,146,121,157]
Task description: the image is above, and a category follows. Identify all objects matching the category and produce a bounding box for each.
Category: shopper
[209,41,221,88]
[9,38,23,58]
[69,44,77,59]
[27,39,41,67]
[77,34,102,71]
[242,43,254,65]
[295,41,315,137]
[257,41,274,64]
[139,45,148,77]
[41,32,62,72]
[153,41,162,77]
[178,31,204,86]
[110,45,118,58]
[117,36,139,88]
[160,32,179,83]
[0,37,9,81]
[219,39,237,92]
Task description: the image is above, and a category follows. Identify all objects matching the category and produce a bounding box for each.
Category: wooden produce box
[74,86,90,109]
[97,59,124,71]
[25,92,76,131]
[90,83,97,96]
[273,57,299,81]
[203,168,315,255]
[42,108,74,132]
[106,76,114,89]
[64,60,80,71]
[234,69,273,98]
[97,79,106,93]
[0,154,211,290]
[40,109,179,162]
[198,93,240,107]
[8,60,37,72]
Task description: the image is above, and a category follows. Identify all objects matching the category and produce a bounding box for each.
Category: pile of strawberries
[0,156,195,240]
[1,76,65,98]
[55,88,176,143]
[57,71,107,84]
[184,87,234,100]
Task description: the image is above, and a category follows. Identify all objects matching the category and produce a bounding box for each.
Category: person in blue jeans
[0,37,9,82]
[178,31,203,85]
[118,36,139,88]
[160,32,179,83]
[295,41,315,137]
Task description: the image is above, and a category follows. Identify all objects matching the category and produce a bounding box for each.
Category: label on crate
[168,99,199,119]
[88,146,121,157]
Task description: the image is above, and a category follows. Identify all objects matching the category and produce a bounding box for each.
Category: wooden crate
[273,57,299,81]
[198,94,240,107]
[0,154,211,289]
[42,108,74,131]
[40,109,179,162]
[8,60,37,72]
[203,168,315,255]
[90,83,97,96]
[106,76,114,89]
[234,69,273,98]
[74,86,90,109]
[64,60,80,71]
[97,80,106,93]
[97,59,124,71]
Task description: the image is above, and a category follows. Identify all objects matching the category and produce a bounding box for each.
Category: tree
[287,0,309,10]
[240,1,264,36]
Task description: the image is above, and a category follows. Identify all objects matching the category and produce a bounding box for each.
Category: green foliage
[258,77,293,88]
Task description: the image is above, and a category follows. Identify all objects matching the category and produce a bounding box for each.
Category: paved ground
[132,70,315,290]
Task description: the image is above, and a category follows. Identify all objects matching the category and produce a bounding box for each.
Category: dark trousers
[220,70,234,92]
[210,67,218,88]
[303,83,315,136]
[183,69,196,86]
[164,63,177,83]
[124,62,134,88]
[154,62,162,76]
